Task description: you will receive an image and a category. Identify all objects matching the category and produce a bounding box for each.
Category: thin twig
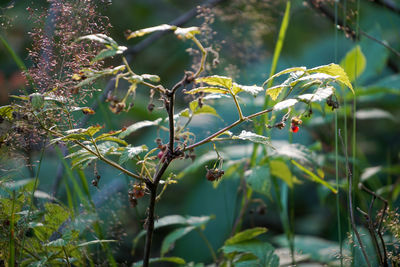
[338,129,371,267]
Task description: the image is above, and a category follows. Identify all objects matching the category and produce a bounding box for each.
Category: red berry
[291,125,299,133]
[157,151,164,159]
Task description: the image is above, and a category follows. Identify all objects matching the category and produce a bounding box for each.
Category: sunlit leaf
[232,83,264,96]
[291,160,337,194]
[78,240,117,247]
[270,160,293,188]
[340,45,366,82]
[0,105,14,120]
[127,24,176,39]
[119,145,148,164]
[233,130,270,145]
[273,99,298,111]
[195,75,233,89]
[297,86,334,102]
[263,67,306,87]
[174,26,200,39]
[141,74,160,82]
[266,84,287,101]
[225,227,268,245]
[308,63,354,93]
[77,34,118,46]
[119,118,162,138]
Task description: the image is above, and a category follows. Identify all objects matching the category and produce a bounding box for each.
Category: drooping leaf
[270,160,293,187]
[308,63,354,93]
[233,130,270,145]
[119,118,162,138]
[119,145,148,165]
[195,75,233,89]
[297,86,334,102]
[291,160,337,194]
[185,86,229,95]
[273,99,298,111]
[340,45,366,82]
[78,240,117,247]
[160,226,196,256]
[246,165,271,197]
[225,227,268,246]
[127,24,176,39]
[92,45,127,62]
[132,257,186,267]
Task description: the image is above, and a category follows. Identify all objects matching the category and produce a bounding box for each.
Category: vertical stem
[143,183,157,267]
[335,111,343,266]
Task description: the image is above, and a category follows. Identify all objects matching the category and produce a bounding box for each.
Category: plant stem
[339,129,371,267]
[196,229,217,263]
[191,36,207,78]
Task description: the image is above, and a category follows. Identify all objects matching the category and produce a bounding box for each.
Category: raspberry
[291,125,299,133]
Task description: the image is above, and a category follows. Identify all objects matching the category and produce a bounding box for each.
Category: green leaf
[78,240,117,247]
[127,24,176,39]
[297,86,334,102]
[265,84,287,101]
[232,83,264,96]
[222,241,279,267]
[141,74,160,83]
[270,160,293,187]
[195,75,233,89]
[132,257,186,267]
[225,227,268,246]
[119,145,148,165]
[0,105,15,121]
[247,165,271,197]
[273,99,298,111]
[92,48,119,62]
[291,160,337,194]
[233,130,270,145]
[119,118,162,139]
[45,238,68,247]
[263,67,306,88]
[355,108,396,121]
[161,226,196,256]
[77,34,118,46]
[193,104,220,118]
[308,63,354,93]
[340,45,366,82]
[185,86,229,95]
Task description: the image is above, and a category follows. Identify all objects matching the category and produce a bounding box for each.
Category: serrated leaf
[270,160,293,187]
[273,99,298,111]
[178,108,190,118]
[95,129,125,141]
[233,130,270,145]
[340,45,366,82]
[297,86,334,102]
[174,26,200,39]
[132,257,186,267]
[308,63,354,93]
[119,118,162,138]
[232,83,264,96]
[161,226,196,256]
[266,85,287,101]
[119,145,148,164]
[246,165,271,197]
[185,86,229,95]
[225,227,268,245]
[195,75,233,89]
[291,160,337,194]
[127,24,176,39]
[263,67,306,87]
